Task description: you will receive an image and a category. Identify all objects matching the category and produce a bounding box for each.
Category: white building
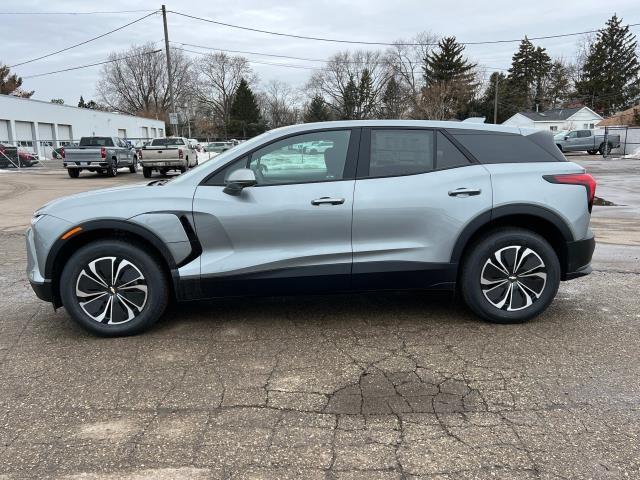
[0,95,165,157]
[502,107,603,132]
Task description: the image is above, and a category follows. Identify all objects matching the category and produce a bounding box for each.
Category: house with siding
[502,107,603,132]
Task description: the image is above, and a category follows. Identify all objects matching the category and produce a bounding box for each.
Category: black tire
[142,167,153,178]
[129,156,138,173]
[108,161,118,177]
[587,149,598,155]
[59,240,169,337]
[67,169,80,178]
[599,142,612,155]
[460,228,560,324]
[179,166,187,174]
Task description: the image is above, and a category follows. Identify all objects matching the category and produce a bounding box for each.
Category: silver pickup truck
[554,129,621,155]
[139,137,197,178]
[63,136,138,178]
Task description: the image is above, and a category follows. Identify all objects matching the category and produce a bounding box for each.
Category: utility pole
[493,74,499,124]
[162,5,177,135]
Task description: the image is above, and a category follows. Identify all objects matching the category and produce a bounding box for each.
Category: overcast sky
[2,0,639,105]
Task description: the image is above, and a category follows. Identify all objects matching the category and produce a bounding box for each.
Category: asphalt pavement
[1,155,639,479]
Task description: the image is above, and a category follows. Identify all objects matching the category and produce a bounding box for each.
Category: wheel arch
[451,204,574,277]
[45,219,178,308]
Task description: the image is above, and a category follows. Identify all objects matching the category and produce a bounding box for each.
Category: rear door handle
[448,188,481,197]
[311,197,345,205]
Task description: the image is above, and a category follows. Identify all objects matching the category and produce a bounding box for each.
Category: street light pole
[162,5,177,135]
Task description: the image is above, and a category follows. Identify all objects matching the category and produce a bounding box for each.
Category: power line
[175,47,318,70]
[168,10,640,46]
[0,9,158,15]
[9,11,158,68]
[23,50,163,79]
[175,41,511,72]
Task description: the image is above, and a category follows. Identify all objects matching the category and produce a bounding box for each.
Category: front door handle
[448,188,481,197]
[311,197,345,206]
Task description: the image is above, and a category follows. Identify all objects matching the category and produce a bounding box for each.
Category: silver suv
[26,121,596,336]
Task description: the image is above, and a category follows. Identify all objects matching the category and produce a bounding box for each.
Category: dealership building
[0,95,165,158]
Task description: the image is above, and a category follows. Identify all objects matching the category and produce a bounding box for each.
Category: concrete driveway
[1,157,639,479]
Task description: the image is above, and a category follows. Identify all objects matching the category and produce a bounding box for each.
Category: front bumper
[562,233,596,280]
[26,226,54,301]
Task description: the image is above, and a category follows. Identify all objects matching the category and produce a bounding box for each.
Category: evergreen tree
[507,37,552,111]
[304,95,331,122]
[423,36,476,86]
[228,78,264,138]
[0,63,34,97]
[421,36,477,118]
[545,61,571,109]
[358,69,375,118]
[78,96,86,108]
[477,72,509,123]
[381,77,404,119]
[341,75,358,120]
[575,14,640,115]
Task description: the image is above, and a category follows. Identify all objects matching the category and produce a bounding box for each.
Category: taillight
[138,149,142,159]
[544,173,597,213]
[178,149,184,159]
[100,147,106,159]
[60,147,65,158]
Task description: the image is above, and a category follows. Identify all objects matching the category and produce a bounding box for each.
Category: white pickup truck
[139,137,198,178]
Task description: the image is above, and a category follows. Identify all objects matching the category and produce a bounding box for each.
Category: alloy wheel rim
[480,245,547,312]
[75,256,148,324]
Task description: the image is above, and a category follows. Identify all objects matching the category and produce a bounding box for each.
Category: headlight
[31,213,45,226]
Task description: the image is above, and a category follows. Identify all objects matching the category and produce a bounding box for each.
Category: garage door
[15,121,34,151]
[38,123,55,158]
[140,126,148,140]
[118,128,127,138]
[58,124,72,145]
[0,120,9,143]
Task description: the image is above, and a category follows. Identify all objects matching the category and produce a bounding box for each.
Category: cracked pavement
[1,159,640,479]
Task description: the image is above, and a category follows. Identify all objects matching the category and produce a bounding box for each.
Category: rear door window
[367,129,434,177]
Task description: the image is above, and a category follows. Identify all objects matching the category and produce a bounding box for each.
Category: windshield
[80,137,113,147]
[151,138,184,146]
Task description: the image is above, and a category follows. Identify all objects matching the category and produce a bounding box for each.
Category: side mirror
[224,168,257,195]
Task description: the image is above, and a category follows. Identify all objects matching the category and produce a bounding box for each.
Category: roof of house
[517,107,584,122]
[598,105,640,126]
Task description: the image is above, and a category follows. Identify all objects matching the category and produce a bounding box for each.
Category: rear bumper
[141,160,185,167]
[562,234,595,280]
[64,161,110,168]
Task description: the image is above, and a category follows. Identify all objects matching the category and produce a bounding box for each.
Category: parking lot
[1,155,640,479]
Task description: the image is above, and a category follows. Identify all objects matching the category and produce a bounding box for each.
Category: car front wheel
[60,240,169,336]
[460,228,560,324]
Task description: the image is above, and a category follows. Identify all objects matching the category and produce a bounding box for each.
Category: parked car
[63,137,138,178]
[203,141,233,154]
[0,143,39,167]
[139,137,198,178]
[554,129,620,155]
[27,120,596,336]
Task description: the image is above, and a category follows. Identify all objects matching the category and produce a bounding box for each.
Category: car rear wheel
[599,142,612,155]
[108,162,118,177]
[129,157,138,173]
[67,169,80,178]
[142,167,153,178]
[60,240,169,336]
[460,228,560,324]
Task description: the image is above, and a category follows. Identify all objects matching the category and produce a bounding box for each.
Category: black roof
[518,108,583,121]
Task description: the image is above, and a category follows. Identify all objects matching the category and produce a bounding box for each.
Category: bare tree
[308,50,389,119]
[96,43,193,119]
[259,80,301,128]
[194,52,255,137]
[385,31,438,117]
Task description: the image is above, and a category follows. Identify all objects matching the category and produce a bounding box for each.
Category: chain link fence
[603,126,640,159]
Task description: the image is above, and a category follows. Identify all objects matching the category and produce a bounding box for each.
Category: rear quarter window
[448,129,565,163]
